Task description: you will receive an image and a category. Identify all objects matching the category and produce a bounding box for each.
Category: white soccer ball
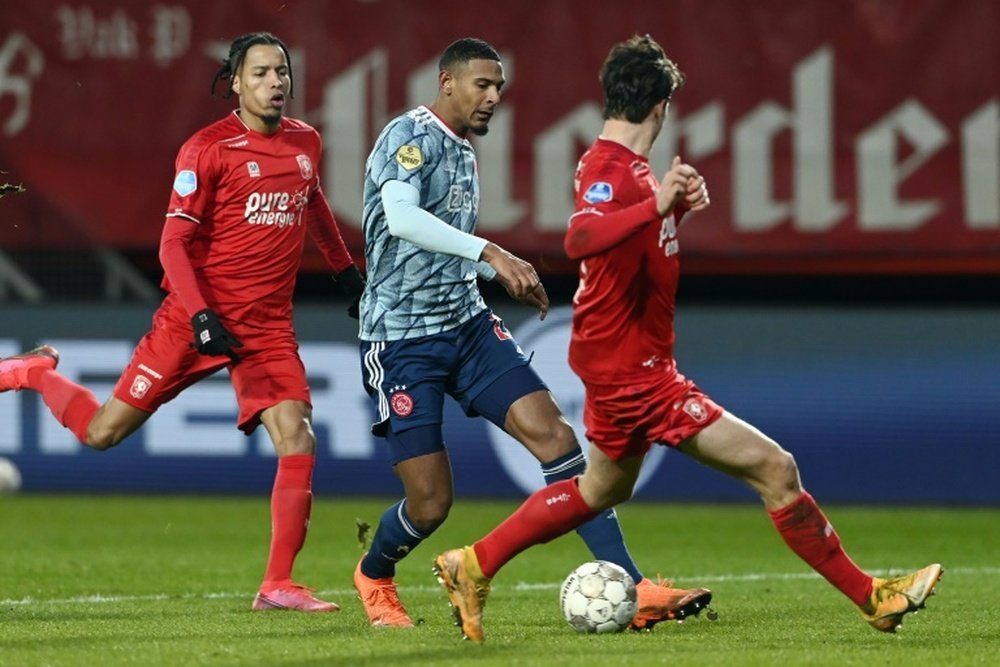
[0,456,22,493]
[560,560,637,633]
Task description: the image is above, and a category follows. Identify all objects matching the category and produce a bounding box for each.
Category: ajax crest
[391,391,414,417]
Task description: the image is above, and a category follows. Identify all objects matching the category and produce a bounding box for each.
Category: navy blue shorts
[360,310,547,463]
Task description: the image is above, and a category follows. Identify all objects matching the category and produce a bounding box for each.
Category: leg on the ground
[357,442,453,626]
[681,411,940,631]
[253,400,337,613]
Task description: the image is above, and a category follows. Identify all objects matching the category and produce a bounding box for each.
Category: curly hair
[600,34,684,122]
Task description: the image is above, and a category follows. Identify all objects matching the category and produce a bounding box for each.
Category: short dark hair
[211,32,294,98]
[438,37,501,73]
[600,34,684,123]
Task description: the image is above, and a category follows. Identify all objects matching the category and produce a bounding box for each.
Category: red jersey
[164,111,351,326]
[566,138,682,384]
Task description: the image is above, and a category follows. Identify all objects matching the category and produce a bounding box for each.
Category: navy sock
[541,448,644,583]
[361,499,428,579]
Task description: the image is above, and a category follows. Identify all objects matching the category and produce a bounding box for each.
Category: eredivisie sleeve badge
[395,145,423,171]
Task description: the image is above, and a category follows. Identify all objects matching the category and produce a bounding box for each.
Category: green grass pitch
[1,495,997,666]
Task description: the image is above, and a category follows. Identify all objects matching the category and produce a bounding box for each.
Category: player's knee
[551,420,578,451]
[775,448,800,483]
[762,447,801,495]
[273,426,316,456]
[405,493,452,533]
[525,418,579,459]
[284,432,316,456]
[406,486,453,535]
[84,424,124,450]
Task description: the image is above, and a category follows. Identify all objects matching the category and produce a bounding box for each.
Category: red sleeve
[564,196,660,260]
[306,186,354,273]
[158,217,208,316]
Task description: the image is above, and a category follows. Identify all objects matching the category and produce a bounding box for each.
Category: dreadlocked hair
[210,32,294,98]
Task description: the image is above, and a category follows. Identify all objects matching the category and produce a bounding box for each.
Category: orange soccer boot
[631,577,713,630]
[354,554,414,627]
[859,563,942,632]
[433,546,491,643]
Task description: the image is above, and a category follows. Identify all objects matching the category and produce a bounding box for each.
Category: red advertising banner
[1,0,997,274]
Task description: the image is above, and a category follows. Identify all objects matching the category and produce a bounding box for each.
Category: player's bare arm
[480,242,550,319]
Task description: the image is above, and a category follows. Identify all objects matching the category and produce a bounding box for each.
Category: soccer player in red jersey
[352,37,711,632]
[0,33,363,612]
[433,35,942,642]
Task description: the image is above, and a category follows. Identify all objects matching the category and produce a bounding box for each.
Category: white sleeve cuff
[474,261,497,281]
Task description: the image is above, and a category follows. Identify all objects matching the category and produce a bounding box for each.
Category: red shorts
[583,367,723,460]
[112,294,311,434]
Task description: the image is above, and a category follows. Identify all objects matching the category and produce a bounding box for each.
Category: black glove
[332,265,366,320]
[191,309,243,363]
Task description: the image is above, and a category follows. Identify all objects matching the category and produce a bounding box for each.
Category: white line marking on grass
[2,566,993,607]
[2,592,243,606]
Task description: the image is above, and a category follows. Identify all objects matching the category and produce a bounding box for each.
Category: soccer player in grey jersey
[353,37,711,630]
[360,104,495,340]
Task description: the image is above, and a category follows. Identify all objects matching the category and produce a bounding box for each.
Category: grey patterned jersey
[359,106,489,341]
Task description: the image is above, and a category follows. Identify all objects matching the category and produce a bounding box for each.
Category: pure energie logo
[244,191,306,227]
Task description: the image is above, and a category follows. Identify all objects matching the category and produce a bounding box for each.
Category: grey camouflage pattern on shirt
[359,106,488,341]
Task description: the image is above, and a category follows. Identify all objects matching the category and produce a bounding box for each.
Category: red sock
[260,454,314,591]
[474,478,597,578]
[31,368,100,444]
[769,491,873,606]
